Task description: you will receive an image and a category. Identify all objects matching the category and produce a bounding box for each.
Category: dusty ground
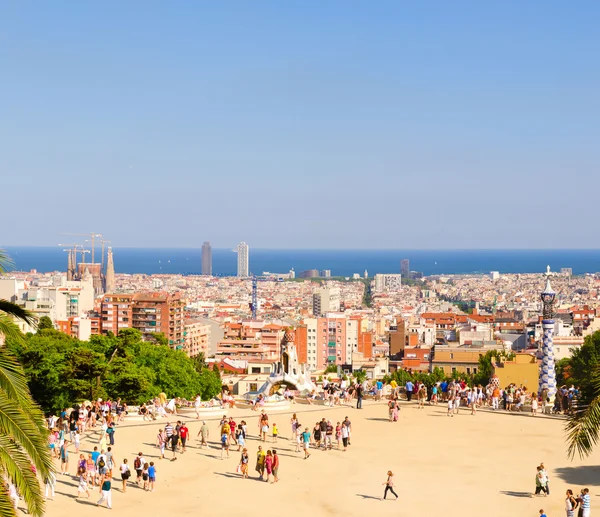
[41,401,600,517]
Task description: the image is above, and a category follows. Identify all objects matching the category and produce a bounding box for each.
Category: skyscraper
[237,241,249,277]
[401,259,410,278]
[201,241,212,275]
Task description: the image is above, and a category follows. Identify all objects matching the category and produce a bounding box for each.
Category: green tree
[198,368,222,400]
[353,369,367,384]
[0,248,53,517]
[36,316,53,332]
[191,352,207,373]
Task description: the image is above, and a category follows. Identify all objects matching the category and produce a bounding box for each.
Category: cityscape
[1,3,599,517]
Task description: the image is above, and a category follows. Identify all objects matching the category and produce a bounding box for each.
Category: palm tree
[0,248,53,516]
[566,367,600,459]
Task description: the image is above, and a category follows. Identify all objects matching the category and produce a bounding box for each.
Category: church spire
[105,247,115,293]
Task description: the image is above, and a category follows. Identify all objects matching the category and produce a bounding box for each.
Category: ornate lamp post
[538,265,557,400]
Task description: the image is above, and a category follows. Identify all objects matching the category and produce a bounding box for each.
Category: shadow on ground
[356,493,381,500]
[500,490,533,498]
[554,466,600,486]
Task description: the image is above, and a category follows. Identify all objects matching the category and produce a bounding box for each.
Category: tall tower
[201,241,212,275]
[237,242,249,277]
[538,265,557,401]
[104,247,115,294]
[401,259,410,278]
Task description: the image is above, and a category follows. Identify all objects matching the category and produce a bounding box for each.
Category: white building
[3,274,95,332]
[374,274,402,292]
[490,271,500,281]
[312,287,341,316]
[304,318,318,370]
[237,242,249,277]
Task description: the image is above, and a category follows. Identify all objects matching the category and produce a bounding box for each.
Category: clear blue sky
[1,2,599,249]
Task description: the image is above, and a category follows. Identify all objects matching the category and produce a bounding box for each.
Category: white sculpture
[255,330,317,396]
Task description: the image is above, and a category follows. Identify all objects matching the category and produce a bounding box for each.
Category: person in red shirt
[228,418,237,445]
[179,423,189,453]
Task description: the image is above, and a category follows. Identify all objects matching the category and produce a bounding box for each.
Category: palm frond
[0,300,36,326]
[0,350,51,445]
[0,249,15,274]
[0,488,18,517]
[0,396,53,481]
[0,435,45,517]
[566,364,600,459]
[0,316,25,343]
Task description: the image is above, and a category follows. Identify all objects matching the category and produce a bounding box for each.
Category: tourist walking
[255,445,266,478]
[198,421,209,448]
[120,458,131,492]
[59,441,69,474]
[239,448,249,479]
[156,429,166,459]
[96,477,112,509]
[170,430,179,461]
[581,488,591,517]
[134,452,145,485]
[179,422,189,453]
[148,462,156,492]
[356,384,363,409]
[265,450,274,483]
[539,463,550,495]
[290,413,298,440]
[381,471,398,500]
[565,489,578,517]
[272,449,279,483]
[302,427,312,459]
[339,421,349,452]
[44,471,56,500]
[535,466,548,496]
[405,380,414,402]
[77,470,90,499]
[532,393,539,416]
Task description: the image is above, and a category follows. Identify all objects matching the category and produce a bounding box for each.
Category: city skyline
[2,2,599,248]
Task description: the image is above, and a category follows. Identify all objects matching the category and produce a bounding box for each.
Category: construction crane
[59,244,89,279]
[87,238,111,269]
[62,232,102,264]
[58,244,89,263]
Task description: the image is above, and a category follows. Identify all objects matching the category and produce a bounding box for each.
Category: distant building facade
[374,274,402,292]
[312,287,341,316]
[201,241,212,276]
[237,242,249,277]
[401,259,410,278]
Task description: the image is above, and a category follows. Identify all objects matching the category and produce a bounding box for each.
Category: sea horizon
[3,246,600,277]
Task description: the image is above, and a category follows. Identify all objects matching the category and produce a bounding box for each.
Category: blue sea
[3,247,600,277]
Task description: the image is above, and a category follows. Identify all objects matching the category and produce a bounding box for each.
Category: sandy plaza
[40,401,599,517]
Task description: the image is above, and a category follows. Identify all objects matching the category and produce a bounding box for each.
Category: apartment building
[131,292,185,349]
[100,294,134,335]
[216,322,285,362]
[312,287,341,316]
[183,320,210,357]
[57,315,101,341]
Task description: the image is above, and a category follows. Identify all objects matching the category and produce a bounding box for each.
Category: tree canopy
[6,328,222,412]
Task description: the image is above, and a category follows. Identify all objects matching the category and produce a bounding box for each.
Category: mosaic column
[538,319,556,399]
[538,266,557,399]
